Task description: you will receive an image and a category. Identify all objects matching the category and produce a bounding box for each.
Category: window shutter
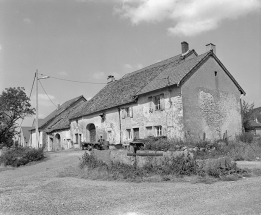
[121,109,125,119]
[130,107,133,118]
[148,96,152,112]
[160,94,165,110]
[152,96,156,110]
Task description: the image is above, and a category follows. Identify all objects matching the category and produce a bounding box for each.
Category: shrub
[236,132,254,143]
[0,146,44,167]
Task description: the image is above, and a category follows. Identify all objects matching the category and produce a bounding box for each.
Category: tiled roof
[71,49,245,119]
[46,102,84,133]
[137,52,209,95]
[71,50,197,119]
[30,95,85,131]
[249,120,261,128]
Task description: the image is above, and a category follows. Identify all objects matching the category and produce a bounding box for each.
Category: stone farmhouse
[30,96,86,150]
[69,42,245,148]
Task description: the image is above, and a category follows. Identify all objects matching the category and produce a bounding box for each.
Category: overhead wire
[39,73,107,84]
[39,80,58,108]
[19,73,36,128]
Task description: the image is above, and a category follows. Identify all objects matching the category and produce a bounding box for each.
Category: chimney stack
[181,41,189,55]
[57,104,60,110]
[107,75,115,84]
[206,43,216,54]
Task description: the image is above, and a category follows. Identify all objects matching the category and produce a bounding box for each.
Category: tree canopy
[0,87,35,147]
[241,100,255,132]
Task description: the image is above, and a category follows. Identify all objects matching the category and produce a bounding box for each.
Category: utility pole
[35,71,50,149]
[35,70,39,149]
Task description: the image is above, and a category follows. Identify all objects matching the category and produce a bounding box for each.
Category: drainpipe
[118,108,122,144]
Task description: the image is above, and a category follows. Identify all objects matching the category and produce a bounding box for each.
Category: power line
[29,73,36,98]
[39,80,58,108]
[40,73,107,84]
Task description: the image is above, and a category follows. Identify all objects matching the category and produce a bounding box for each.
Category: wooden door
[89,124,96,142]
[133,128,139,140]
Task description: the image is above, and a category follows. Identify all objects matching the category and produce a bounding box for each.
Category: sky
[0,0,261,127]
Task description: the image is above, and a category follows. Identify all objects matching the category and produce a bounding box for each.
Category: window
[122,107,133,118]
[155,126,162,137]
[154,95,161,110]
[126,129,132,140]
[149,94,165,111]
[126,107,130,117]
[214,71,217,76]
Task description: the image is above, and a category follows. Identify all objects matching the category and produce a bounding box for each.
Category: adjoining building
[69,42,245,147]
[29,95,86,150]
[18,126,31,147]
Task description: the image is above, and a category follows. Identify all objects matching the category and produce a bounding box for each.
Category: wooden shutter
[152,96,156,110]
[130,107,133,118]
[121,109,125,119]
[160,94,165,110]
[148,97,152,112]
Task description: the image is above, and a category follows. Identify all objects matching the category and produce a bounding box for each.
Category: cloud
[58,71,68,76]
[93,71,106,79]
[115,0,261,36]
[23,18,33,25]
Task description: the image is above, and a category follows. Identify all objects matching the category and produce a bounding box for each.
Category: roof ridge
[135,50,200,95]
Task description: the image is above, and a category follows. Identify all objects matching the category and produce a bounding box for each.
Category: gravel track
[0,150,261,215]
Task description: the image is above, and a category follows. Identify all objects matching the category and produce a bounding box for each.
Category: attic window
[214,71,217,76]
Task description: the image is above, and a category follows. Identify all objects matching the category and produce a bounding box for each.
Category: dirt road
[0,150,261,215]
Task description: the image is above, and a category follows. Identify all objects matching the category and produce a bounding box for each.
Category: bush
[236,132,254,143]
[0,146,44,167]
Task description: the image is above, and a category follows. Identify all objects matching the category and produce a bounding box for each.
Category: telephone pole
[35,70,39,148]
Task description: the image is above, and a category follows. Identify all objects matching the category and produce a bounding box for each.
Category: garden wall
[91,149,233,170]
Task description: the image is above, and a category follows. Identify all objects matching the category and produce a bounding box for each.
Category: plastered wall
[71,108,121,147]
[182,56,242,140]
[120,86,184,142]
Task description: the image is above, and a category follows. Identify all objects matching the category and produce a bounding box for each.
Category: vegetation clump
[0,146,44,167]
[78,152,246,182]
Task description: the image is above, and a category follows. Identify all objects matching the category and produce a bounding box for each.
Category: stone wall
[91,149,191,167]
[182,56,242,140]
[71,109,121,148]
[120,86,184,142]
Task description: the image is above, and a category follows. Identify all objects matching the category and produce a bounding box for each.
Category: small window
[214,71,217,76]
[155,126,162,137]
[126,107,130,117]
[126,129,132,140]
[154,95,161,110]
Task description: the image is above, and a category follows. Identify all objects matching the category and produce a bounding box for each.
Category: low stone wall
[91,149,193,167]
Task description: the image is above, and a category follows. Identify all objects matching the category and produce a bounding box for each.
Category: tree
[0,87,35,148]
[242,100,255,132]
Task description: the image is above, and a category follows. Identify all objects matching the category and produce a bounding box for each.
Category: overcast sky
[0,0,261,126]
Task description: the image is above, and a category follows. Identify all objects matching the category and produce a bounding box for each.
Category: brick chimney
[57,104,60,110]
[107,75,115,84]
[206,43,216,54]
[181,41,189,55]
